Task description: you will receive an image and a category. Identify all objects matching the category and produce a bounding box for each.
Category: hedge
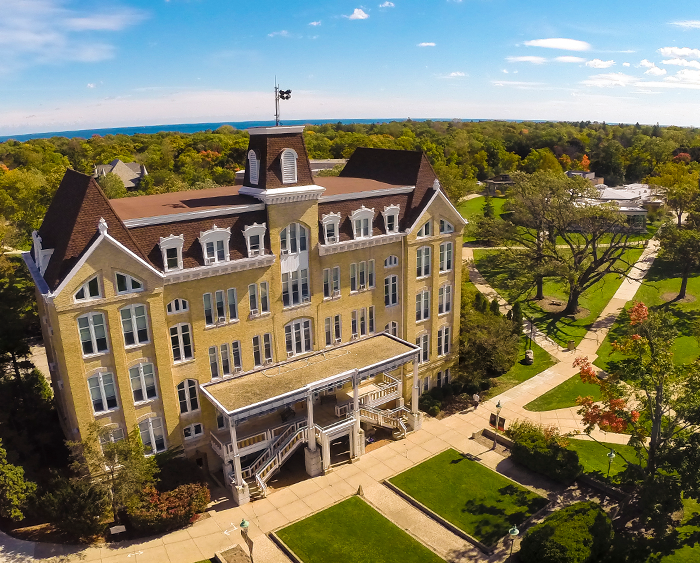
[126,483,210,535]
[519,501,613,563]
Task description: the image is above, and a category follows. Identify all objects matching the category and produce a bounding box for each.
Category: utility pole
[274,77,292,126]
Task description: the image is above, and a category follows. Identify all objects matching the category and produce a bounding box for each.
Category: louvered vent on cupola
[280,148,298,184]
[248,150,260,185]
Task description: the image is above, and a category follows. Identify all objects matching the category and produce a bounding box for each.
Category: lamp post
[240,518,254,562]
[495,400,502,445]
[509,525,519,561]
[607,449,616,479]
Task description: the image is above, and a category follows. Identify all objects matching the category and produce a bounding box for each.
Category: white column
[307,393,316,452]
[353,370,361,459]
[411,355,420,414]
[228,420,243,487]
[322,434,331,470]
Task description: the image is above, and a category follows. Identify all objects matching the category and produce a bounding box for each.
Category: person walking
[473,393,480,410]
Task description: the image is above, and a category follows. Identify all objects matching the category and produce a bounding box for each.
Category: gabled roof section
[37,169,150,291]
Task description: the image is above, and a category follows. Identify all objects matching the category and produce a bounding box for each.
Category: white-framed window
[438,285,452,315]
[384,255,398,268]
[200,225,231,265]
[382,204,400,234]
[88,372,117,413]
[285,319,312,357]
[416,290,430,322]
[99,426,125,448]
[160,234,184,272]
[129,363,157,403]
[203,293,213,325]
[215,290,226,322]
[350,206,375,240]
[416,246,431,278]
[282,269,309,307]
[350,263,357,292]
[280,148,298,184]
[217,411,229,430]
[220,343,231,376]
[177,379,199,413]
[248,282,269,316]
[280,223,308,254]
[248,150,260,185]
[227,288,238,320]
[423,376,429,393]
[323,266,341,298]
[437,326,451,357]
[368,260,375,288]
[166,298,189,314]
[139,417,166,455]
[325,315,342,346]
[322,212,341,244]
[417,221,432,237]
[120,304,149,347]
[351,309,368,338]
[209,346,220,378]
[440,242,453,272]
[170,323,193,362]
[231,341,242,371]
[78,312,109,356]
[243,223,266,258]
[440,219,454,234]
[384,275,398,306]
[115,272,143,294]
[384,321,398,337]
[75,276,101,302]
[369,305,375,333]
[437,368,450,388]
[416,333,429,364]
[183,422,204,441]
[253,334,273,365]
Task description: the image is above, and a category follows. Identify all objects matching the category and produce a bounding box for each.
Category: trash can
[524,349,534,365]
[567,340,576,351]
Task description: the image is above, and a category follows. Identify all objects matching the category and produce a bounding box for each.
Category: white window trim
[438,284,452,316]
[166,298,189,315]
[417,246,431,279]
[384,255,398,268]
[242,223,267,258]
[350,206,375,240]
[284,318,313,357]
[416,332,430,364]
[170,323,194,363]
[78,312,109,357]
[248,150,260,185]
[120,303,150,348]
[74,275,101,303]
[183,422,204,441]
[87,372,118,414]
[417,221,432,238]
[280,222,308,255]
[199,225,231,265]
[139,417,166,456]
[384,275,399,307]
[280,148,298,184]
[440,241,453,273]
[321,212,341,244]
[159,234,184,272]
[129,362,158,405]
[177,379,200,414]
[438,326,451,357]
[440,219,455,234]
[115,272,144,295]
[416,289,430,322]
[382,204,400,234]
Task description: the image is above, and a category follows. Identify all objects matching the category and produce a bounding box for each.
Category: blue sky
[2,0,700,134]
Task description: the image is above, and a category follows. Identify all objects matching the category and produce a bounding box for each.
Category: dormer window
[115,272,143,294]
[280,148,298,184]
[75,276,101,302]
[350,206,375,240]
[159,234,184,272]
[382,205,400,234]
[280,223,308,255]
[243,223,266,257]
[440,219,454,234]
[322,213,341,244]
[417,221,432,237]
[199,226,231,265]
[248,150,260,185]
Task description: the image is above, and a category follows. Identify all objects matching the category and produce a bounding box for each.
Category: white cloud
[345,8,369,19]
[645,66,667,76]
[65,13,141,31]
[506,56,546,64]
[662,58,700,69]
[447,71,465,77]
[586,59,615,68]
[671,21,700,29]
[555,56,585,63]
[417,42,436,47]
[639,59,655,68]
[581,72,637,87]
[502,69,509,74]
[379,1,394,6]
[623,62,630,67]
[268,30,290,37]
[658,47,700,58]
[668,69,700,83]
[523,38,591,51]
[87,83,95,89]
[309,21,321,26]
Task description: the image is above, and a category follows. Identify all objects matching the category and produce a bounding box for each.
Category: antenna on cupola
[274,76,292,126]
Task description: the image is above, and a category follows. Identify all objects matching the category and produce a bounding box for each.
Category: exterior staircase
[358,405,412,438]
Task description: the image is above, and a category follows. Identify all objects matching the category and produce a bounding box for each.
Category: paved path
[0,241,659,563]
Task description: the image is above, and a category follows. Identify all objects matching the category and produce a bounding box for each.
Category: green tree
[489,297,501,315]
[483,196,495,218]
[97,172,127,199]
[657,224,700,299]
[646,162,700,226]
[40,476,109,539]
[0,439,36,520]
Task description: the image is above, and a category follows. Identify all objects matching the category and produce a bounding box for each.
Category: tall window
[75,276,100,301]
[177,379,199,413]
[115,272,143,294]
[416,246,431,278]
[227,288,238,320]
[209,346,220,378]
[350,206,374,240]
[139,417,165,455]
[129,363,157,403]
[385,321,398,337]
[167,299,188,314]
[165,247,180,270]
[248,150,259,185]
[416,290,430,322]
[323,267,340,298]
[440,219,454,234]
[382,204,400,234]
[437,326,451,357]
[249,282,269,315]
[416,333,429,364]
[253,334,274,365]
[285,320,312,357]
[438,285,452,315]
[322,213,340,244]
[368,260,375,288]
[280,148,298,183]
[384,275,398,306]
[350,263,357,292]
[88,372,117,413]
[439,242,453,272]
[351,309,367,337]
[369,306,375,333]
[231,341,242,371]
[220,344,231,376]
[203,293,213,325]
[214,290,225,321]
[325,315,342,346]
[243,223,266,257]
[200,226,231,265]
[170,324,193,362]
[120,304,149,346]
[417,221,432,237]
[78,312,108,356]
[282,269,309,307]
[437,368,450,387]
[160,234,184,272]
[280,223,307,254]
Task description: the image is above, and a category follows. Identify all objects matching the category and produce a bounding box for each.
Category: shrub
[519,501,613,563]
[479,379,492,391]
[126,483,210,535]
[429,387,444,401]
[428,405,441,417]
[506,421,583,484]
[442,384,454,398]
[463,382,480,395]
[40,477,109,540]
[450,382,463,395]
[155,449,206,492]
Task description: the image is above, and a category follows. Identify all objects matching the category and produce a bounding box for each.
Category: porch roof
[200,334,418,420]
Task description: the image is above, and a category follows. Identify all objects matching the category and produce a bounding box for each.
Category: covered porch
[200,333,422,506]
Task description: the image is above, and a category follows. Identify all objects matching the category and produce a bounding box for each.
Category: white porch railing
[334,372,401,416]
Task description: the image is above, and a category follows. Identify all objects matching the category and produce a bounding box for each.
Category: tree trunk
[678,209,683,227]
[679,265,690,300]
[563,287,581,315]
[535,276,544,301]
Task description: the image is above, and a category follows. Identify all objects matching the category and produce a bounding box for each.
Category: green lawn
[594,257,700,373]
[566,438,644,482]
[486,337,558,399]
[474,247,644,347]
[524,372,601,412]
[658,498,700,562]
[389,449,548,546]
[275,496,444,563]
[457,196,508,242]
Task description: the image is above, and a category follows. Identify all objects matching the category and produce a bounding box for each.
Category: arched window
[75,275,101,301]
[280,148,298,184]
[166,298,189,314]
[199,225,231,265]
[384,321,398,337]
[285,318,312,357]
[177,379,199,413]
[280,223,308,254]
[440,219,454,234]
[248,150,259,185]
[115,272,143,294]
[384,255,398,268]
[417,221,432,237]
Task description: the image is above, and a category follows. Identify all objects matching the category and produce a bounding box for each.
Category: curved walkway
[0,242,660,563]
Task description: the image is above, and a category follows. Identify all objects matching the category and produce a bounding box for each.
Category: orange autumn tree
[580,154,590,171]
[573,302,700,534]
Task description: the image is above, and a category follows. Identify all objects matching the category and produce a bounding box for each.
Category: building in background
[94,159,148,190]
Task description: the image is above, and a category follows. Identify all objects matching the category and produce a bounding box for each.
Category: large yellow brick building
[24,126,465,505]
